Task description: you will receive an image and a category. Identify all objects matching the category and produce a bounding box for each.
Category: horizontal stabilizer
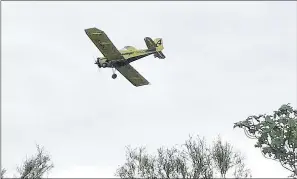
[144,37,156,50]
[154,51,166,59]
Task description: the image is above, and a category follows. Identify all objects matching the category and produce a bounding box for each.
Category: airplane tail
[144,37,166,59]
[154,38,164,51]
[153,38,165,59]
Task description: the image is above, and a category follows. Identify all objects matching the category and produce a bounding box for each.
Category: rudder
[153,38,165,59]
[144,37,165,59]
[154,38,163,51]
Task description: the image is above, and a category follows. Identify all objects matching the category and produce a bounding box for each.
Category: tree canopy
[116,135,251,178]
[2,145,54,178]
[234,104,297,177]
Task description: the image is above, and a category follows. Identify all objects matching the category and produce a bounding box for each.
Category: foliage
[1,168,6,179]
[234,104,297,177]
[116,135,251,178]
[17,144,54,178]
[211,136,251,178]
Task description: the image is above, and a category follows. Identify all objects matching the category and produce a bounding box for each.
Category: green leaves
[234,104,297,177]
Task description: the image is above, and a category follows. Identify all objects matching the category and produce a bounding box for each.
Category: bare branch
[116,135,249,178]
[1,168,6,179]
[17,144,54,179]
[211,136,251,178]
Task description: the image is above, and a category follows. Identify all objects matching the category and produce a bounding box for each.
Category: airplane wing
[85,28,123,61]
[116,64,150,87]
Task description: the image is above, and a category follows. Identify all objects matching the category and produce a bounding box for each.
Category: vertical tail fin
[144,37,165,59]
[153,38,164,51]
[153,38,165,59]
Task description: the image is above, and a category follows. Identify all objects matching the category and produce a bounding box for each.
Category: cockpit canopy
[121,46,137,51]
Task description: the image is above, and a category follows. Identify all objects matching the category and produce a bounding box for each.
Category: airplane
[84,27,166,87]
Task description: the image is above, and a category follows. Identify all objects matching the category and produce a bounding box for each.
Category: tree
[16,144,54,178]
[234,103,297,177]
[211,136,251,179]
[115,135,251,178]
[1,168,6,179]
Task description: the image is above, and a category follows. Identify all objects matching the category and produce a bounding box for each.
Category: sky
[2,1,296,178]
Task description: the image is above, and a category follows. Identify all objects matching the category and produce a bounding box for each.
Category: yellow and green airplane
[85,27,165,87]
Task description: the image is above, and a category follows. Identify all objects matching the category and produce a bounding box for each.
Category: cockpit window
[124,46,132,49]
[121,46,135,51]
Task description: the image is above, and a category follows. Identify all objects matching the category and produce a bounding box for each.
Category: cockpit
[121,46,136,51]
[124,46,133,49]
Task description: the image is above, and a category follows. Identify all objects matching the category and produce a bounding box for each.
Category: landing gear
[112,74,117,79]
[102,63,107,68]
[111,68,117,79]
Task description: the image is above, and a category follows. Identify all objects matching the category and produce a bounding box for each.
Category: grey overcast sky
[2,1,296,178]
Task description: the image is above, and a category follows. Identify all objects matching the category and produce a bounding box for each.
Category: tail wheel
[102,63,107,68]
[112,74,117,79]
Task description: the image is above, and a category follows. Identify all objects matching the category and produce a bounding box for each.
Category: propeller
[93,56,100,72]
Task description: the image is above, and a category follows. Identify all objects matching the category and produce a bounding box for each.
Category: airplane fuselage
[96,48,157,68]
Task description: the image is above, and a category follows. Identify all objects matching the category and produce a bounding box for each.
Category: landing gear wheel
[112,74,117,79]
[102,63,107,68]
